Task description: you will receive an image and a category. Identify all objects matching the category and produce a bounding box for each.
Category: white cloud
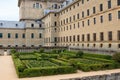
[0,0,19,21]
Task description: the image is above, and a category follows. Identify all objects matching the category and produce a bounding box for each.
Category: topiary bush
[76,51,84,58]
[112,53,120,62]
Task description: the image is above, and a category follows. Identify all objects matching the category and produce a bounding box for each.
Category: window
[93,44,96,47]
[54,37,57,42]
[54,4,58,9]
[117,31,120,40]
[39,24,42,27]
[70,17,72,22]
[74,24,75,29]
[54,22,57,26]
[77,35,80,42]
[82,34,84,41]
[100,44,103,48]
[73,15,75,20]
[88,19,90,26]
[108,13,112,21]
[31,33,34,39]
[108,44,112,48]
[93,33,96,41]
[93,18,96,24]
[36,3,40,8]
[15,45,18,47]
[0,33,3,38]
[82,0,84,4]
[0,23,3,26]
[100,15,103,23]
[87,34,90,41]
[108,0,111,9]
[69,36,72,42]
[33,4,35,8]
[31,45,34,47]
[100,4,103,11]
[118,0,120,6]
[100,32,104,41]
[39,33,42,38]
[93,7,96,14]
[82,21,84,27]
[8,45,11,47]
[15,33,18,39]
[78,22,80,28]
[118,11,120,19]
[73,35,75,42]
[82,11,84,18]
[22,33,25,38]
[8,33,11,38]
[118,44,120,48]
[66,36,68,42]
[87,9,90,16]
[31,24,34,27]
[108,31,112,41]
[77,13,80,19]
[16,24,18,27]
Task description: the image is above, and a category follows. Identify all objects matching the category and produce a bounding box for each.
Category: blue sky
[0,0,19,21]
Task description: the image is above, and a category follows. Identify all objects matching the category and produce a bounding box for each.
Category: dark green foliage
[83,53,112,60]
[19,54,36,60]
[50,59,70,66]
[20,66,76,78]
[12,50,120,78]
[10,49,17,54]
[76,51,84,58]
[39,48,44,53]
[112,53,120,62]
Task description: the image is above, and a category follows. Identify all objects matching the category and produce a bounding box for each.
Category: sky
[0,0,19,21]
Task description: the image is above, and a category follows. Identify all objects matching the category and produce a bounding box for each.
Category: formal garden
[11,49,120,78]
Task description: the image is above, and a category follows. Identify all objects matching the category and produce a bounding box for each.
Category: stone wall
[61,73,120,80]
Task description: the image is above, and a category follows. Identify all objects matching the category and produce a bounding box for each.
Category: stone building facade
[0,0,120,52]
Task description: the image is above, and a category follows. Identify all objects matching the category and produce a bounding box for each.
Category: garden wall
[61,72,120,80]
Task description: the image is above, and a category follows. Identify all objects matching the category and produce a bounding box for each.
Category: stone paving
[0,56,120,80]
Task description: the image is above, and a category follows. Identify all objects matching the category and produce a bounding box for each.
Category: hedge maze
[12,49,120,78]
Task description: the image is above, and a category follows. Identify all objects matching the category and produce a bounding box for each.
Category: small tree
[76,51,84,58]
[112,53,120,62]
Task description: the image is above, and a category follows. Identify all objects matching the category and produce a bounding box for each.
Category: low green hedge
[76,62,116,72]
[83,53,112,60]
[84,57,114,63]
[12,54,26,77]
[50,59,70,66]
[19,66,76,78]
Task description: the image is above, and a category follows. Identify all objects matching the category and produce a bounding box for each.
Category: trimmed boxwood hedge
[76,62,117,72]
[19,66,76,78]
[11,50,120,78]
[83,53,112,60]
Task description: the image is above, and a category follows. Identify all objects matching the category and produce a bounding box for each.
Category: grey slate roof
[0,21,25,29]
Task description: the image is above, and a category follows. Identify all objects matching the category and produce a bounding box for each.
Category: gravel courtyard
[0,56,120,80]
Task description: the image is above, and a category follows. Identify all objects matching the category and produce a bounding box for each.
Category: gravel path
[0,56,120,80]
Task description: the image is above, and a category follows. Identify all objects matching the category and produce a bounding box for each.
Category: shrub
[39,48,44,53]
[112,53,120,62]
[20,66,76,77]
[83,53,112,60]
[76,51,84,58]
[10,49,17,54]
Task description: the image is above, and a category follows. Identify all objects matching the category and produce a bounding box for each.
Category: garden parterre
[11,49,120,78]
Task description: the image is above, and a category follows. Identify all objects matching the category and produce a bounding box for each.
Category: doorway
[4,50,7,56]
